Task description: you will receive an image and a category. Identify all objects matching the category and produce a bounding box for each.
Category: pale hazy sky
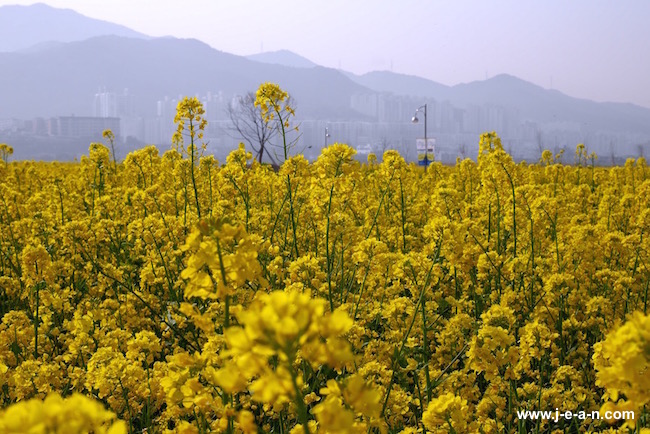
[3,0,650,108]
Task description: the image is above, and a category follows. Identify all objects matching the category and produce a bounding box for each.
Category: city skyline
[1,0,649,108]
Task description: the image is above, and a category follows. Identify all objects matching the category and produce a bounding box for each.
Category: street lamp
[412,104,428,169]
[325,126,331,147]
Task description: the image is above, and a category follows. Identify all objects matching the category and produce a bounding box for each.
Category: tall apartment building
[93,91,118,118]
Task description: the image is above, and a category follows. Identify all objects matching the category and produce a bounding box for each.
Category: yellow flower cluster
[0,142,13,164]
[0,392,126,434]
[1,123,649,434]
[173,96,208,149]
[255,82,295,124]
[422,392,469,433]
[594,311,650,428]
[181,218,263,300]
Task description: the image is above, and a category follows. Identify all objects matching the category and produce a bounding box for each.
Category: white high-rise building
[93,90,118,118]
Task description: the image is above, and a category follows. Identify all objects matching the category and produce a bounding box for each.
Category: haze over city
[2,0,649,108]
[1,1,649,163]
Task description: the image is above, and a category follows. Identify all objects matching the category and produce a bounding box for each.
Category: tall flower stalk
[254,83,299,257]
[173,97,208,219]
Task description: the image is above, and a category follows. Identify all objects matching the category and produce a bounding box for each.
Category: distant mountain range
[246,50,317,69]
[0,3,149,52]
[0,34,369,119]
[1,3,649,160]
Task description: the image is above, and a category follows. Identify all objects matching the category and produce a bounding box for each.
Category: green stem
[275,107,300,258]
[399,176,407,253]
[288,361,311,434]
[216,237,230,328]
[366,170,396,239]
[33,280,41,358]
[189,117,202,219]
[353,264,371,320]
[421,293,432,403]
[500,162,516,257]
[325,158,344,311]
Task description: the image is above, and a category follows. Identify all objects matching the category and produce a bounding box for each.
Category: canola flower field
[0,88,649,434]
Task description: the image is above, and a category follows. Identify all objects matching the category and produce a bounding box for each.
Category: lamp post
[325,126,331,147]
[412,104,428,170]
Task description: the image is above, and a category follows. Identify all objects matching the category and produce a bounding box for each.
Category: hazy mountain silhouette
[450,74,650,133]
[1,2,649,147]
[246,50,317,68]
[345,70,452,100]
[0,3,149,52]
[0,35,368,119]
[345,70,650,134]
[2,36,649,135]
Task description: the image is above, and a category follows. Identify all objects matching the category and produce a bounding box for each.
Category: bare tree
[226,92,279,165]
